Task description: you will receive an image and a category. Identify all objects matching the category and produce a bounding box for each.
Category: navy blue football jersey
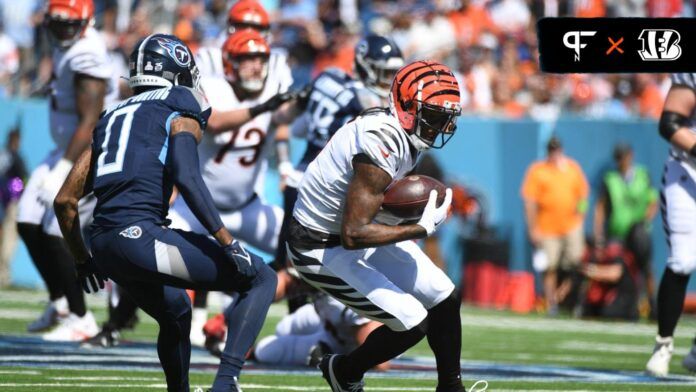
[300,68,381,165]
[90,86,211,230]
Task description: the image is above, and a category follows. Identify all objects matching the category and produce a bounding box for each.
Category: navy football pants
[91,221,277,392]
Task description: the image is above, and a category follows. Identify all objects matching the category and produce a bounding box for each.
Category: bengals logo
[638,29,682,61]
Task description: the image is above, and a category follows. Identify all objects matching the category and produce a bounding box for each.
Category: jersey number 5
[96,104,141,177]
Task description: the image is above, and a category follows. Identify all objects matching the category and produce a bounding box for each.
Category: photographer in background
[593,143,658,317]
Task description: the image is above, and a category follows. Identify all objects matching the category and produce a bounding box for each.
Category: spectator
[0,128,27,288]
[521,136,589,315]
[0,23,18,97]
[593,143,658,315]
[634,74,665,119]
[0,0,43,96]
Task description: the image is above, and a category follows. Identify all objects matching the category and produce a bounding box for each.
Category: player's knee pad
[252,260,279,293]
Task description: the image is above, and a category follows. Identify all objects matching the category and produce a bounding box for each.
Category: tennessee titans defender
[54,34,277,392]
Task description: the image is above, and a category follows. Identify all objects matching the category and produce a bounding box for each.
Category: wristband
[53,158,73,178]
[249,104,265,118]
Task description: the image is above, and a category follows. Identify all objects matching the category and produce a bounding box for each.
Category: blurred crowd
[0,0,693,118]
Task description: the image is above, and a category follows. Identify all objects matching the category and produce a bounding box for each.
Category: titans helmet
[128,34,200,92]
[354,35,404,98]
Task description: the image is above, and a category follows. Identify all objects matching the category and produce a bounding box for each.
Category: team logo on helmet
[156,37,191,67]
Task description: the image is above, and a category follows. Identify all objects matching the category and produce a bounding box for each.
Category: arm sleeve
[166,86,212,129]
[167,132,223,234]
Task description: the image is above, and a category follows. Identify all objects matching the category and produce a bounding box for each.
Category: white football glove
[279,161,304,189]
[37,158,73,206]
[417,188,452,236]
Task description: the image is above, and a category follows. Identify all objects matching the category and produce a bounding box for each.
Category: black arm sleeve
[167,132,224,234]
[659,111,691,141]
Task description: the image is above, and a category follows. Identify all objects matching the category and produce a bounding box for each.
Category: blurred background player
[168,29,295,346]
[593,143,658,317]
[55,33,277,392]
[184,0,296,345]
[17,0,116,340]
[521,136,589,316]
[287,61,464,392]
[253,292,388,370]
[645,73,696,377]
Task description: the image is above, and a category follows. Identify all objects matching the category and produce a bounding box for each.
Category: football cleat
[682,340,696,373]
[27,298,69,333]
[42,311,99,342]
[646,335,674,377]
[307,341,333,367]
[319,354,364,392]
[81,327,120,348]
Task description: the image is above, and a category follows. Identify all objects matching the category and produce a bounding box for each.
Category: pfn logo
[638,29,682,61]
[563,31,596,61]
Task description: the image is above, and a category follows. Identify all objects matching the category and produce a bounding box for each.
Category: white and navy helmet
[128,34,200,93]
[354,35,404,99]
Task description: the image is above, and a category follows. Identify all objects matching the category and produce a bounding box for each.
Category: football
[382,175,446,220]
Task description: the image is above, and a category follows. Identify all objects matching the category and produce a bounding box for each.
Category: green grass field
[1,288,695,391]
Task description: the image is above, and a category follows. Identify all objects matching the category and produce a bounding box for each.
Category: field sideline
[1,288,696,391]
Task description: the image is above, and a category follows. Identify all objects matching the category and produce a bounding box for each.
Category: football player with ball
[286,60,464,392]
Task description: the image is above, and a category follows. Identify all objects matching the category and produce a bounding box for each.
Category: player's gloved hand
[76,256,106,294]
[295,84,313,111]
[249,91,296,117]
[417,188,453,236]
[223,240,257,283]
[278,161,303,188]
[37,158,72,206]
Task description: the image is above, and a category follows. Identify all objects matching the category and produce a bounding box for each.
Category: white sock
[53,297,69,314]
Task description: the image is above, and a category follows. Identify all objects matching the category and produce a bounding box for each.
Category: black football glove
[76,256,106,294]
[223,240,257,284]
[294,83,313,111]
[249,91,296,117]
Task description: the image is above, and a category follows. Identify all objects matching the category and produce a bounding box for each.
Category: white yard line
[460,313,696,338]
[49,376,160,381]
[0,369,40,375]
[557,340,690,355]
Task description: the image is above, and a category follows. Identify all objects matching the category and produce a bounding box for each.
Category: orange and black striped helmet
[45,0,94,48]
[227,0,270,35]
[222,29,270,93]
[389,60,461,150]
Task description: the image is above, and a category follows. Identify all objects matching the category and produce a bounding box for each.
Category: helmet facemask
[412,102,460,149]
[45,15,90,48]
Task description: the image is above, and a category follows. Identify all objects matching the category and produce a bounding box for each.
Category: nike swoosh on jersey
[379,146,390,158]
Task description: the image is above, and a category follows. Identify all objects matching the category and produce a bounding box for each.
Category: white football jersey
[294,109,419,234]
[50,27,117,150]
[669,73,696,176]
[198,69,290,210]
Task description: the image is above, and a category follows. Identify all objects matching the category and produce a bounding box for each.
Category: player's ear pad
[398,100,415,133]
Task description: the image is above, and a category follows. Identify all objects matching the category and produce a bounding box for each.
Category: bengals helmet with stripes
[389,61,461,150]
[227,0,270,37]
[45,0,94,48]
[223,30,270,94]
